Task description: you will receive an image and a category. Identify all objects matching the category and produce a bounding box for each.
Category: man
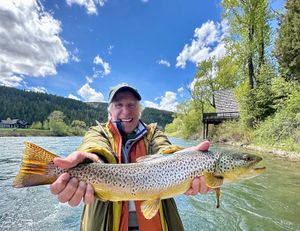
[50,83,211,231]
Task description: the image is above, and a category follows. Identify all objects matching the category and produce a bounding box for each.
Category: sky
[0,0,285,111]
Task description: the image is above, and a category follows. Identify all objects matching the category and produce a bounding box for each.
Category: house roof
[214,89,239,113]
[0,119,28,125]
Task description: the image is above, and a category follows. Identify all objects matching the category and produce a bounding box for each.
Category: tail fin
[13,142,60,188]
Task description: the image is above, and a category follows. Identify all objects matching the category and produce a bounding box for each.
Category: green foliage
[48,111,69,136]
[237,66,296,127]
[193,56,239,112]
[222,0,272,88]
[165,117,184,137]
[0,86,107,126]
[0,86,173,131]
[141,107,173,129]
[70,120,87,136]
[43,120,49,130]
[30,121,43,129]
[275,0,300,83]
[254,91,300,151]
[165,100,209,139]
[211,120,253,144]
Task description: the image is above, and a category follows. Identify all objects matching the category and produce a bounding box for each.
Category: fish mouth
[254,166,266,172]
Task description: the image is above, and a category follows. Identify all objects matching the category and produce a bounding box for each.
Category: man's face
[109,91,140,134]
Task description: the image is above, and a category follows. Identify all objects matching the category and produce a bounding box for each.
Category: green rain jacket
[78,121,185,231]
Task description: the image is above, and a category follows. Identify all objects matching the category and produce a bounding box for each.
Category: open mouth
[120,118,133,123]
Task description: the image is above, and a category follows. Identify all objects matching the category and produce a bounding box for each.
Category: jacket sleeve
[148,125,183,154]
[77,125,117,164]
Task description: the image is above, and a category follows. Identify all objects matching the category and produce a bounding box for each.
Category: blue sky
[0,0,284,111]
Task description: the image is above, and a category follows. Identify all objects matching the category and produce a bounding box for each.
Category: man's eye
[129,104,135,108]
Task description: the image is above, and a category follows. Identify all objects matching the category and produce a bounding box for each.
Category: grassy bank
[0,128,56,137]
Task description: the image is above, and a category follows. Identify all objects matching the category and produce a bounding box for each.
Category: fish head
[215,152,266,182]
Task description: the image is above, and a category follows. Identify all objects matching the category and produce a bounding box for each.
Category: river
[0,136,299,231]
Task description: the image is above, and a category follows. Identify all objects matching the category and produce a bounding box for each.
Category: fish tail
[13,142,60,188]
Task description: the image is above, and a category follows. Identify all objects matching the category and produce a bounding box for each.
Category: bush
[211,120,253,144]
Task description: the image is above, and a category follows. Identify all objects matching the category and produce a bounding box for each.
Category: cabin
[0,119,28,129]
[202,89,239,139]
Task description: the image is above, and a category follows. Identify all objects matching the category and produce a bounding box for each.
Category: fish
[13,142,266,219]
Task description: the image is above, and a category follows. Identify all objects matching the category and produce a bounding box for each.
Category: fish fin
[215,187,221,208]
[141,199,161,219]
[204,171,224,188]
[13,142,60,188]
[136,154,164,163]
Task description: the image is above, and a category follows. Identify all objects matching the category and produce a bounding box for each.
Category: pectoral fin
[140,199,161,219]
[203,171,224,188]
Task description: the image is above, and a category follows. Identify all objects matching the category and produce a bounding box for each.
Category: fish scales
[65,151,219,201]
[13,142,265,219]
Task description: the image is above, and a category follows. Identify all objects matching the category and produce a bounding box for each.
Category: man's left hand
[182,140,213,196]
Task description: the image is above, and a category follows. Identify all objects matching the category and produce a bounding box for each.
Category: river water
[0,136,299,231]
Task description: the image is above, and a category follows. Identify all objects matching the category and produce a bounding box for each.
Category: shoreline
[220,141,300,161]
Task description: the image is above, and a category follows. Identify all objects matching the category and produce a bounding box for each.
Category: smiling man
[50,83,211,231]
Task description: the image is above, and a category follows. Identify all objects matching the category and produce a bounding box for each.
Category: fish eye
[242,155,252,161]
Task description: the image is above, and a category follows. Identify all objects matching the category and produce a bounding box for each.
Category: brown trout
[13,142,265,219]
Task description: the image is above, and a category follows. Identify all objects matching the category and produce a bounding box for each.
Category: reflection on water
[0,137,300,231]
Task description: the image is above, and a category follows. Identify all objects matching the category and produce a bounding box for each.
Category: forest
[0,86,173,135]
[165,0,300,152]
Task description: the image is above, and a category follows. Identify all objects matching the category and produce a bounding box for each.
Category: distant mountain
[0,86,173,128]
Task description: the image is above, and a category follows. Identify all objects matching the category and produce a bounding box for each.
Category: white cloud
[77,83,104,102]
[0,0,69,87]
[27,86,48,93]
[158,59,171,67]
[70,48,80,62]
[107,45,114,55]
[85,76,93,83]
[93,55,111,76]
[68,94,81,101]
[66,0,106,15]
[177,87,184,97]
[176,20,228,68]
[0,75,23,88]
[144,91,178,112]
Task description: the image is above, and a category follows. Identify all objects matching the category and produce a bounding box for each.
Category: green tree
[48,111,69,136]
[70,120,87,136]
[30,121,43,129]
[275,0,300,83]
[222,0,272,89]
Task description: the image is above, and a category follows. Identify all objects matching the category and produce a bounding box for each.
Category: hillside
[0,86,173,128]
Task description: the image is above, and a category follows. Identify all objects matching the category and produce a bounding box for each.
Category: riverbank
[0,128,55,136]
[220,141,300,161]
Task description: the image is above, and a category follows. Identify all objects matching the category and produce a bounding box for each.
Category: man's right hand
[50,151,101,207]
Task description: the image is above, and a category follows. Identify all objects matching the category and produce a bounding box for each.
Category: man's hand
[50,151,101,207]
[183,140,213,196]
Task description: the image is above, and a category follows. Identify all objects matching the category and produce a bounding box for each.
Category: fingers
[195,140,210,152]
[184,176,214,196]
[50,173,70,195]
[180,140,210,152]
[198,175,212,194]
[68,181,86,207]
[58,178,79,203]
[53,151,101,169]
[83,184,94,204]
[50,175,94,207]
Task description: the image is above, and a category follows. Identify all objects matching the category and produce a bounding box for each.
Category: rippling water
[0,137,299,231]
